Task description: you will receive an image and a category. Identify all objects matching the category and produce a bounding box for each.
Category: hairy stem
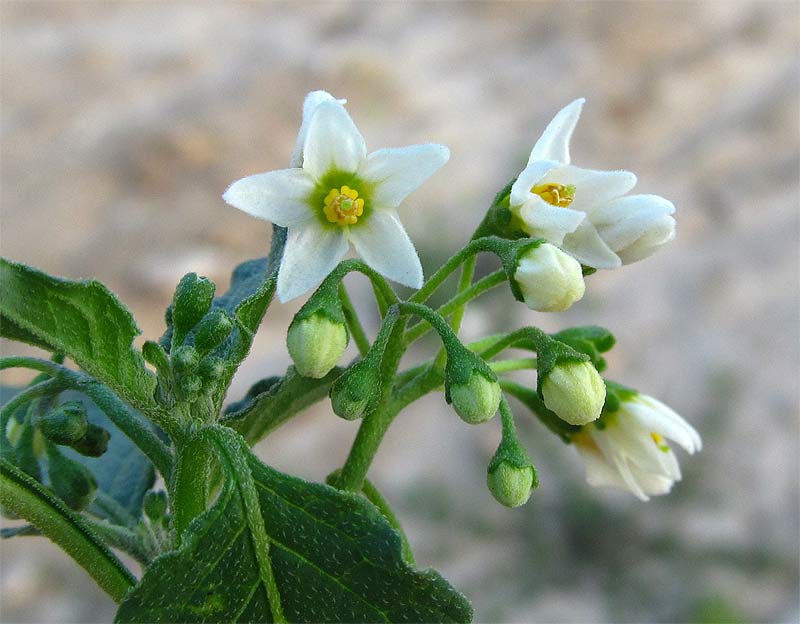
[338,282,370,357]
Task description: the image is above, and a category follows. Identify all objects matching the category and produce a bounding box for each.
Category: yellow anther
[323,186,365,226]
[532,183,576,208]
[651,432,670,452]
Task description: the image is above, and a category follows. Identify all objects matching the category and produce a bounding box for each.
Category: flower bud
[172,345,199,374]
[69,424,110,457]
[287,313,348,379]
[541,361,606,425]
[198,356,225,383]
[171,273,215,346]
[194,310,234,356]
[39,401,88,446]
[47,446,97,511]
[329,361,377,421]
[487,461,535,508]
[142,340,170,375]
[143,490,168,523]
[449,371,501,425]
[512,243,585,312]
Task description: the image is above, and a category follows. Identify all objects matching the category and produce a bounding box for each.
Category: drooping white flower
[572,392,702,500]
[224,91,449,302]
[510,99,676,269]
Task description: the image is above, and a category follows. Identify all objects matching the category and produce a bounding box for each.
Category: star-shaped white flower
[510,99,676,269]
[573,392,702,500]
[224,91,449,302]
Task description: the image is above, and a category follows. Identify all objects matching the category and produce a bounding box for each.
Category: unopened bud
[171,273,215,346]
[194,310,233,355]
[47,446,97,511]
[143,490,168,522]
[512,243,585,312]
[287,313,348,379]
[198,357,225,383]
[449,371,501,425]
[329,361,376,421]
[69,424,110,457]
[541,360,605,425]
[39,401,88,446]
[172,345,199,374]
[142,340,170,374]
[487,461,535,508]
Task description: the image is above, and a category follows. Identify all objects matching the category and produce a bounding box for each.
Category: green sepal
[472,178,526,241]
[39,401,89,445]
[47,444,98,511]
[531,332,591,398]
[330,358,380,421]
[486,401,537,507]
[501,381,580,443]
[171,273,216,349]
[551,326,616,372]
[443,341,497,404]
[290,273,347,327]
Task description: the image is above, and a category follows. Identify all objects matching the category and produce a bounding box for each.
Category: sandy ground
[1,2,798,622]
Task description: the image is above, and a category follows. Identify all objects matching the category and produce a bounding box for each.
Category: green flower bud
[329,361,377,421]
[143,490,168,522]
[172,345,199,374]
[541,360,606,425]
[69,424,110,457]
[487,461,535,508]
[194,310,234,355]
[39,401,89,445]
[198,356,225,383]
[449,371,501,425]
[287,313,348,379]
[178,374,202,399]
[47,446,98,511]
[512,243,585,312]
[142,340,170,374]
[171,273,215,346]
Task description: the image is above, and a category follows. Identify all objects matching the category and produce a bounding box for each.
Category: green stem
[450,255,476,336]
[0,458,136,602]
[403,270,506,345]
[0,356,63,376]
[338,282,370,357]
[82,516,152,565]
[172,432,211,545]
[489,357,538,373]
[337,313,407,492]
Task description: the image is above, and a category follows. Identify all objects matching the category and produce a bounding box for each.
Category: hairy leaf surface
[0,259,157,409]
[116,427,472,623]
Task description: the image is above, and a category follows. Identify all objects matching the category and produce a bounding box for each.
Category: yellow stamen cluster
[650,432,670,453]
[323,186,365,226]
[532,183,576,208]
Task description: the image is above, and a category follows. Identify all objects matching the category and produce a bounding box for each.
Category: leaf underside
[116,433,472,623]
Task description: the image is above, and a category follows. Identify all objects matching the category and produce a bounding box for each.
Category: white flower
[224,91,449,302]
[573,392,702,500]
[510,99,676,269]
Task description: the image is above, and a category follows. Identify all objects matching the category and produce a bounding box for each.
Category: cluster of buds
[143,273,233,411]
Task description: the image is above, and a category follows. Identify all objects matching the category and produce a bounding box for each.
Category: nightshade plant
[0,91,701,622]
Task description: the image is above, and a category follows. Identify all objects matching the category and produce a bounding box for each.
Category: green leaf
[222,366,340,446]
[551,326,615,373]
[59,391,155,523]
[116,426,472,623]
[0,458,136,602]
[0,258,157,409]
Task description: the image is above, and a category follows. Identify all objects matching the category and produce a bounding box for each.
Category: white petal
[360,144,450,208]
[510,160,560,207]
[591,430,649,500]
[303,100,367,179]
[277,221,349,302]
[348,210,423,289]
[516,195,585,245]
[560,221,622,269]
[628,395,702,453]
[589,195,676,263]
[633,472,676,497]
[223,169,315,227]
[528,98,585,165]
[576,444,629,490]
[291,91,347,168]
[541,166,637,213]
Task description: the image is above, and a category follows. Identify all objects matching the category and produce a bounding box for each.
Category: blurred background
[1,1,798,622]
